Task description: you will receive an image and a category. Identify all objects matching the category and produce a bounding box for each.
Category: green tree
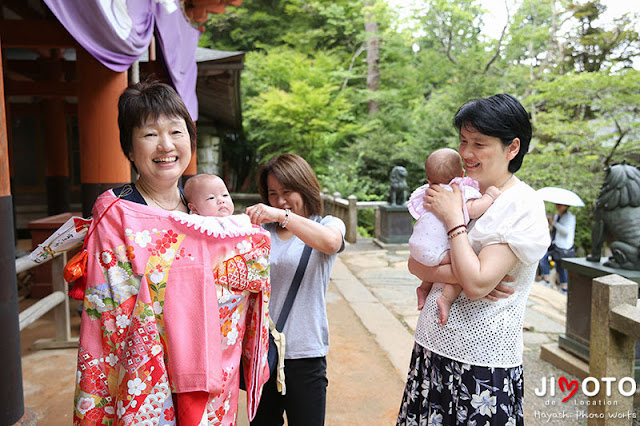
[198,0,640,245]
[241,47,364,174]
[564,1,640,72]
[200,0,365,55]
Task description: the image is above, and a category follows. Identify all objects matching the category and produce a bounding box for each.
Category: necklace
[498,173,514,190]
[136,181,182,211]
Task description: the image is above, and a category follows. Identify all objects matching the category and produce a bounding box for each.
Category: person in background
[245,153,346,426]
[397,94,550,425]
[539,203,576,293]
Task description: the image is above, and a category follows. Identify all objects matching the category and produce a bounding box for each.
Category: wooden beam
[5,102,41,114]
[0,20,75,48]
[139,62,168,79]
[197,63,244,75]
[1,0,45,20]
[5,80,77,97]
[10,101,79,115]
[6,60,76,80]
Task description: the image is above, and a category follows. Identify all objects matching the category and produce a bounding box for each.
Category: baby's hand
[485,186,501,201]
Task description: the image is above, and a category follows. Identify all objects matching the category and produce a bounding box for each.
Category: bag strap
[275,243,313,331]
[274,216,321,331]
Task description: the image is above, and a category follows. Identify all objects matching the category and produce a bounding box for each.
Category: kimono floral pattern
[206,235,271,425]
[76,234,174,425]
[73,195,271,426]
[397,343,524,426]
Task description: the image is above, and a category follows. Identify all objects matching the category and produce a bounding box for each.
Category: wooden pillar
[0,35,26,425]
[183,148,198,184]
[76,48,129,217]
[43,50,70,215]
[43,97,69,215]
[347,194,358,243]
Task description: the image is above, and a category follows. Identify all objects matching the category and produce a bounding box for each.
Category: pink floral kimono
[73,191,271,425]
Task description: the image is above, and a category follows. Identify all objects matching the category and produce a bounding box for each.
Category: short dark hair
[453,94,532,173]
[117,79,197,162]
[257,154,323,217]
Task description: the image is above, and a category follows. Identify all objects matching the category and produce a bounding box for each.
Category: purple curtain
[43,0,200,120]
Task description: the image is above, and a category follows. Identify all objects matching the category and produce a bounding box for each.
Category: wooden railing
[588,274,640,424]
[321,191,386,244]
[232,191,388,244]
[16,252,78,349]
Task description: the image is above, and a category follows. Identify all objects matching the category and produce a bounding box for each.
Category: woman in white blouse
[396,94,550,426]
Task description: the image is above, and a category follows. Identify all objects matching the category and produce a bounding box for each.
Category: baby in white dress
[408,148,500,324]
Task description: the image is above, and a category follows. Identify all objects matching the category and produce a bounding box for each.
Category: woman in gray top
[245,153,346,426]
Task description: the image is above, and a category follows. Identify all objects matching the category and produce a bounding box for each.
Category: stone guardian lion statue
[389,166,409,206]
[586,162,640,271]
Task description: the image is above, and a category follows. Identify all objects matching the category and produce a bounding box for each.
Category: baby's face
[188,177,234,217]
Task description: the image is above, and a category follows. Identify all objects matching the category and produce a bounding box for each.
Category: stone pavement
[19,238,617,425]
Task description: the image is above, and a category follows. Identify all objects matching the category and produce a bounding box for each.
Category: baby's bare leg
[436,284,462,325]
[416,281,433,311]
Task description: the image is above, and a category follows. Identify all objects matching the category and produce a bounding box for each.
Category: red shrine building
[0,1,243,423]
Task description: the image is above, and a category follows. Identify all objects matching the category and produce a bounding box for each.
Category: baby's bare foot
[416,287,428,311]
[436,296,452,325]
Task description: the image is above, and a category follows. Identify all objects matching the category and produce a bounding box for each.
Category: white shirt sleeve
[468,181,550,265]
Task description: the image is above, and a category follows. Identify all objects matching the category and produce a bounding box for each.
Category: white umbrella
[536,187,585,207]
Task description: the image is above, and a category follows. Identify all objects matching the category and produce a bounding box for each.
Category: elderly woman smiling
[113,80,195,211]
[396,94,550,426]
[72,80,272,425]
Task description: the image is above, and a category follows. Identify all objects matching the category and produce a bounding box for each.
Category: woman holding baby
[396,94,550,425]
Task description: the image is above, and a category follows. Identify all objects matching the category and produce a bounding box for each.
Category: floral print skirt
[396,343,524,426]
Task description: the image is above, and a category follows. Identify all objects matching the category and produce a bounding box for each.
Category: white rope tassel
[269,317,287,395]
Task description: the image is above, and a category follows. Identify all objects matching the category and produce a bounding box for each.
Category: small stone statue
[586,162,640,270]
[388,166,409,206]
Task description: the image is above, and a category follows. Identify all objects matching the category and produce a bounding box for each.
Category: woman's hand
[425,184,465,228]
[245,203,284,225]
[245,203,343,254]
[483,275,515,302]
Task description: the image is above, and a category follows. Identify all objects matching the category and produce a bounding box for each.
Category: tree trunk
[365,2,380,114]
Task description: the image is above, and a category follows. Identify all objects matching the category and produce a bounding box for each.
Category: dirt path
[325,284,406,425]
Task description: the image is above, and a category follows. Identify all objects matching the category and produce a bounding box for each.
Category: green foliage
[564,1,640,72]
[241,47,365,174]
[201,0,365,54]
[317,152,383,201]
[523,68,640,251]
[200,0,640,250]
[357,209,376,238]
[529,70,640,164]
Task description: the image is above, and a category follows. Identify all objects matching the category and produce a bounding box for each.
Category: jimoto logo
[534,376,637,402]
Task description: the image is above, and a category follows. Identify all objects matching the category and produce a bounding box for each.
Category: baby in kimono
[185,174,254,423]
[184,173,235,217]
[408,148,501,325]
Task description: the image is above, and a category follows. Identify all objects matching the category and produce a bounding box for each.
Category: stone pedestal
[377,205,413,244]
[560,258,640,380]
